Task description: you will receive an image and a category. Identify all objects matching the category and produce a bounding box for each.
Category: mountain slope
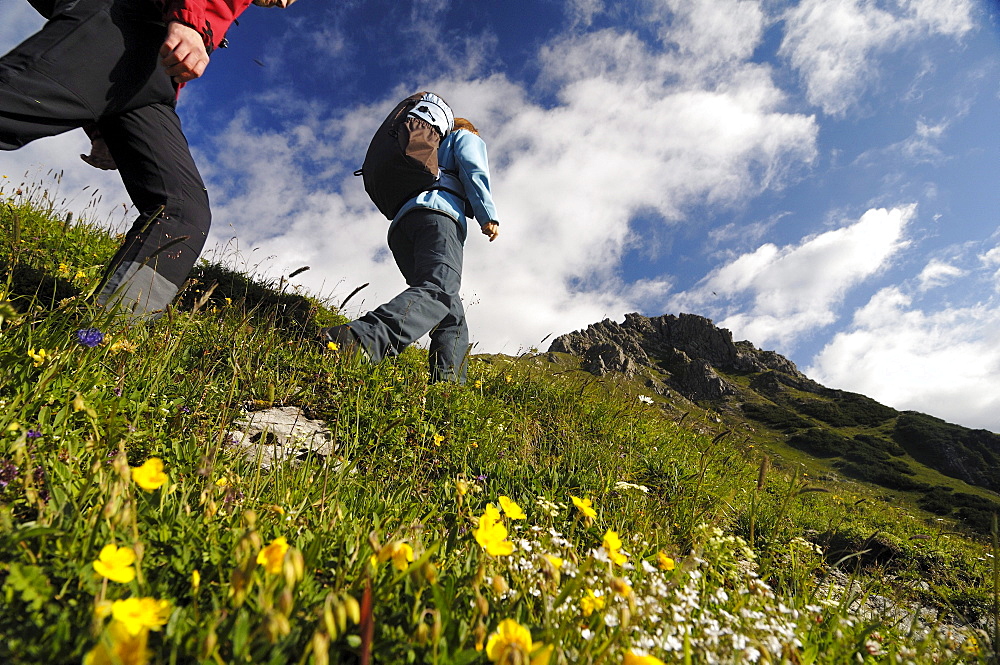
[547,312,1000,535]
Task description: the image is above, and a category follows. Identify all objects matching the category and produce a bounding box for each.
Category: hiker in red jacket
[1,0,297,319]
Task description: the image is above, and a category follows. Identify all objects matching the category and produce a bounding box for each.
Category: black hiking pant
[1,0,212,319]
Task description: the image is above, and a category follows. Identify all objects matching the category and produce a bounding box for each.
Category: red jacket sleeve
[156,0,254,53]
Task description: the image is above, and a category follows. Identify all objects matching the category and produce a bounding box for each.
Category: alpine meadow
[3,178,1000,664]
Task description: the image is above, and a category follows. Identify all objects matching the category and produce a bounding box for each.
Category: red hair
[453,117,479,135]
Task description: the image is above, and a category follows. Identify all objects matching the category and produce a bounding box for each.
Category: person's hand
[482,221,500,242]
[160,21,210,84]
[80,137,117,170]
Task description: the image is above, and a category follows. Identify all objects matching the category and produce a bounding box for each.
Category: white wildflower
[614,480,650,493]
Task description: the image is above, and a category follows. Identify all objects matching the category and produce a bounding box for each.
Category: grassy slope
[1,186,998,664]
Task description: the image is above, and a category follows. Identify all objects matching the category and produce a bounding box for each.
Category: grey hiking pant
[348,209,470,384]
[1,0,211,319]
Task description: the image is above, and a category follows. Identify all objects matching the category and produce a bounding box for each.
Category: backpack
[355,92,459,220]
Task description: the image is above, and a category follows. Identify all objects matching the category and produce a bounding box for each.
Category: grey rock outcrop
[227,406,336,468]
[548,312,807,401]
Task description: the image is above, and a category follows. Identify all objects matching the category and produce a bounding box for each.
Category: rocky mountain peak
[548,312,809,401]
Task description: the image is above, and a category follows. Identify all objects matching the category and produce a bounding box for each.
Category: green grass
[1,181,999,663]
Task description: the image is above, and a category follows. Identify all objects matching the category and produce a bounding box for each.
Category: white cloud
[1,135,132,230]
[809,287,1000,432]
[854,116,958,169]
[905,119,948,156]
[203,13,819,353]
[916,258,965,291]
[565,0,606,27]
[779,0,975,116]
[652,0,765,66]
[671,206,914,348]
[0,4,45,54]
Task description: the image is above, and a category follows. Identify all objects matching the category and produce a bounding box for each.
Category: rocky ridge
[548,312,814,401]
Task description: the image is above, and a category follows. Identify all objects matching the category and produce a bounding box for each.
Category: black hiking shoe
[319,324,370,361]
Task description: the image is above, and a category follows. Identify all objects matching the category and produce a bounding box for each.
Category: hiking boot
[319,324,370,361]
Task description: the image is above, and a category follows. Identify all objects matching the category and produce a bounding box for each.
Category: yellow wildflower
[603,529,628,566]
[27,348,48,367]
[544,554,563,569]
[390,542,414,570]
[111,597,171,635]
[191,569,201,590]
[571,495,597,519]
[131,458,167,492]
[257,537,290,574]
[327,341,339,352]
[498,496,526,520]
[485,619,550,665]
[623,650,667,665]
[373,541,415,571]
[580,589,605,617]
[610,576,633,598]
[83,620,149,665]
[475,504,513,557]
[433,433,445,446]
[656,551,675,571]
[94,600,113,620]
[532,645,554,665]
[93,544,136,584]
[483,502,502,524]
[456,478,470,496]
[474,380,483,388]
[110,338,136,353]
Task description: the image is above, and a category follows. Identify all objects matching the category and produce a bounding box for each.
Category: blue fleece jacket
[390,129,499,242]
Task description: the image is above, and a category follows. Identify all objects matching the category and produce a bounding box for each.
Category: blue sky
[3,0,1000,431]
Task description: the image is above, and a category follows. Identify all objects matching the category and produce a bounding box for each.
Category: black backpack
[354,92,458,220]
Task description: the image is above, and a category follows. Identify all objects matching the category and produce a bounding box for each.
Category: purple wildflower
[33,465,49,502]
[26,429,42,439]
[76,328,104,347]
[222,486,245,504]
[0,459,18,488]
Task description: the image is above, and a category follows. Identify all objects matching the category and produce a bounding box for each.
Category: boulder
[227,406,336,468]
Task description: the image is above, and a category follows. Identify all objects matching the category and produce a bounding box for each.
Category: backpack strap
[427,169,475,219]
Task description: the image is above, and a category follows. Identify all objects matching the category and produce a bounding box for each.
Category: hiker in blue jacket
[324,117,500,384]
